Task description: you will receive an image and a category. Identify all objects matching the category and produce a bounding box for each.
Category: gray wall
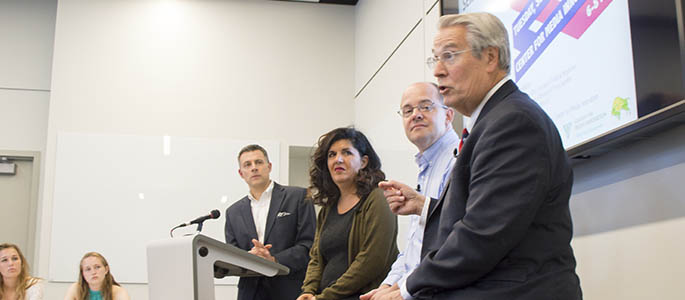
[571,125,685,236]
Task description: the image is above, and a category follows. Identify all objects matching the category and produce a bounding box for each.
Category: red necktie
[458,128,469,153]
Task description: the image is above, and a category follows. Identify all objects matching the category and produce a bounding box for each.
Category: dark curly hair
[309,127,385,206]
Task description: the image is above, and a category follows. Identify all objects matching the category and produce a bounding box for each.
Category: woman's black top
[317,201,360,293]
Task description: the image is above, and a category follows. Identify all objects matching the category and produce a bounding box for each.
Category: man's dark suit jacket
[225,182,316,300]
[407,80,582,299]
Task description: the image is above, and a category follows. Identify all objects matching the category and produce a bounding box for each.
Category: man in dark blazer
[375,12,582,300]
[225,144,316,300]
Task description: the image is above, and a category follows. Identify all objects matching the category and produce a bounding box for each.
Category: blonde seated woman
[64,252,129,300]
[0,243,43,300]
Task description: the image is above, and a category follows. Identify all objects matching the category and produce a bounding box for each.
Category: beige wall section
[0,90,50,152]
[0,0,56,90]
[0,0,54,151]
[573,217,685,299]
[354,0,424,93]
[39,0,354,298]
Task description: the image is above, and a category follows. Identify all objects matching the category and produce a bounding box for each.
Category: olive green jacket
[301,188,399,300]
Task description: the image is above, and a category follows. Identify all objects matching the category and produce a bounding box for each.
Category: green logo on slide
[611,97,630,119]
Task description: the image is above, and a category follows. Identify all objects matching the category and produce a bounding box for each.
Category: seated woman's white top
[25,279,44,300]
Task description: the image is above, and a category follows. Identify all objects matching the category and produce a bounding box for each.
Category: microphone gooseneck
[170,209,222,237]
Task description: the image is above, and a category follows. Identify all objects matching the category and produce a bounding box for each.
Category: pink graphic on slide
[511,0,613,39]
[511,0,557,21]
[564,0,613,38]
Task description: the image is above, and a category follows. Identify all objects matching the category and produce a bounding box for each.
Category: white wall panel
[48,0,353,144]
[354,0,423,93]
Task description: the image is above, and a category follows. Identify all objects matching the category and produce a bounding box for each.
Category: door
[0,152,39,267]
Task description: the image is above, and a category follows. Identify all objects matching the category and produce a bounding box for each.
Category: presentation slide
[460,0,638,148]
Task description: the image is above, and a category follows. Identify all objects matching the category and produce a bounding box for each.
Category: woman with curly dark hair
[298,127,399,300]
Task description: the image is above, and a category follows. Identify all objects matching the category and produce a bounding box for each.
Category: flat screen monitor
[442,0,685,160]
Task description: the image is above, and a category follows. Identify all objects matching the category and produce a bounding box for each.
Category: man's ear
[445,107,455,126]
[484,46,500,72]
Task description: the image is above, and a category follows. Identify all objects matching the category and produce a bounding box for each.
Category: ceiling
[272,0,358,5]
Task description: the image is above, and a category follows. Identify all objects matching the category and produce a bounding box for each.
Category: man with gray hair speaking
[374,12,583,300]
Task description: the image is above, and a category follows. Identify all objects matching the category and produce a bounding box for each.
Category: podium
[147,234,289,300]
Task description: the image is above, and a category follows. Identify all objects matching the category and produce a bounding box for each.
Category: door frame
[0,150,41,267]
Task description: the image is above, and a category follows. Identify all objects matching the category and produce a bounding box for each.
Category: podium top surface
[148,233,290,278]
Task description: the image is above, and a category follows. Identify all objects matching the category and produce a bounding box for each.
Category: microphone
[171,209,221,237]
[179,209,221,227]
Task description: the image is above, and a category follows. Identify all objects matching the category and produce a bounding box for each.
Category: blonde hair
[0,243,39,300]
[76,252,120,300]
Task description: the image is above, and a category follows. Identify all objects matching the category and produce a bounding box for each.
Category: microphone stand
[170,210,219,237]
[169,221,207,238]
[196,220,206,233]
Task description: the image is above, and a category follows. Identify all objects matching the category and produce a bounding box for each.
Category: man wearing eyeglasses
[374,12,582,300]
[360,82,458,300]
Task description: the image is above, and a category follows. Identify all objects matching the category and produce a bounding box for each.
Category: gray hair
[438,12,510,73]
